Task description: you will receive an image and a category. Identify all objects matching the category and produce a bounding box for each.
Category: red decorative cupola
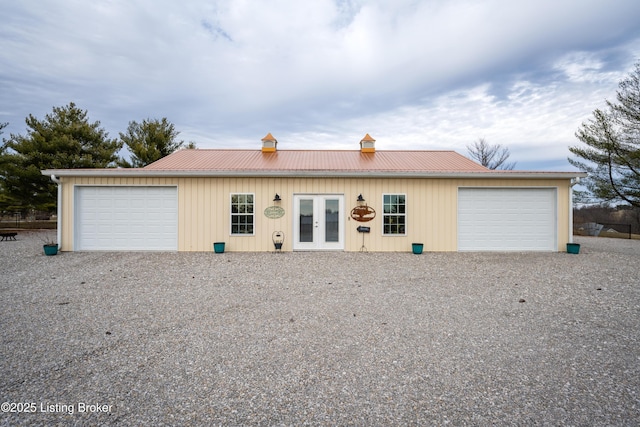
[261,133,277,152]
[360,133,375,153]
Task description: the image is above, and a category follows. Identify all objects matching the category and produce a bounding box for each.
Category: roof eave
[42,169,588,179]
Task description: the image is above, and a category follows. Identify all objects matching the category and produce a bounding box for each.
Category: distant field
[0,220,56,230]
[575,230,640,240]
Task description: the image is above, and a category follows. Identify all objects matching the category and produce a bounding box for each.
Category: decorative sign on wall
[264,205,285,219]
[350,205,376,222]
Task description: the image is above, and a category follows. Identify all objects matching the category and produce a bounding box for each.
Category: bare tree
[466,138,516,170]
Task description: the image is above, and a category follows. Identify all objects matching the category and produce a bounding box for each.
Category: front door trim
[293,194,344,251]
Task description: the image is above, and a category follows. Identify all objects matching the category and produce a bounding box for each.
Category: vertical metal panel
[61,177,74,251]
[59,176,573,252]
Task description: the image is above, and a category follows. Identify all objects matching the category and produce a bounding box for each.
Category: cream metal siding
[57,176,572,252]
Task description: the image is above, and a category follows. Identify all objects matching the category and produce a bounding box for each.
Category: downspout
[569,177,581,244]
[50,175,62,250]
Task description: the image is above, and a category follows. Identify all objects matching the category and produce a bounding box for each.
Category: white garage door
[458,188,556,251]
[75,186,178,251]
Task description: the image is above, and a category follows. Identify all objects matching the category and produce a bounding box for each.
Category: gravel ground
[1,231,639,426]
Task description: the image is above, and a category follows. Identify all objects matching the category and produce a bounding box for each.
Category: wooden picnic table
[0,232,18,241]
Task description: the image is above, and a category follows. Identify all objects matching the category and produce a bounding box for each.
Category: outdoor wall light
[357,194,365,202]
[273,193,282,202]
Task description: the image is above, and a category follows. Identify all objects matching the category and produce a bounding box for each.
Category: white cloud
[1,0,640,171]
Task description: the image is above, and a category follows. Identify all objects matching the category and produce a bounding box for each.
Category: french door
[293,194,344,250]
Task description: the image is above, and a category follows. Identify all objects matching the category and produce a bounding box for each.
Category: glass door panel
[325,199,339,243]
[299,199,314,243]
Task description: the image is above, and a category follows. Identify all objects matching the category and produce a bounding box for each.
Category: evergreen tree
[0,122,9,211]
[569,62,640,207]
[0,103,121,212]
[118,118,189,167]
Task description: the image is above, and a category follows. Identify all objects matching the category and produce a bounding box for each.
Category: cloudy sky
[2,0,640,170]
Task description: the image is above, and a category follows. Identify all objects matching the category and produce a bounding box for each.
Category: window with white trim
[230,193,254,235]
[383,194,406,235]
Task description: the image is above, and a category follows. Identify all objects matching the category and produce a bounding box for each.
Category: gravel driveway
[1,232,639,426]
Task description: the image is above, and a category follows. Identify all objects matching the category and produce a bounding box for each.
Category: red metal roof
[41,147,587,179]
[143,149,490,173]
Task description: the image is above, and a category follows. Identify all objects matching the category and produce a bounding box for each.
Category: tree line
[574,204,640,235]
[0,103,192,213]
